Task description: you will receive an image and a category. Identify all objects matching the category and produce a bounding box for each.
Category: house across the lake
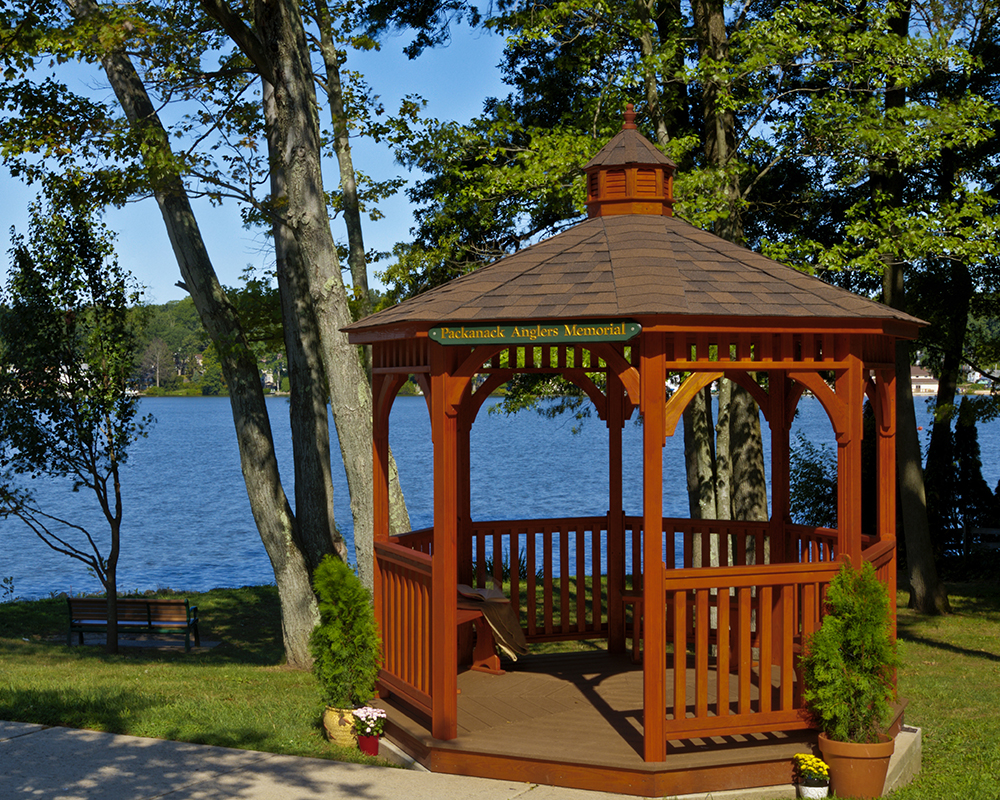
[344,106,921,797]
[910,366,939,394]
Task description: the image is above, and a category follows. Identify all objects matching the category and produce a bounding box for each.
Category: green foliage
[0,194,148,593]
[309,556,381,708]
[801,561,899,744]
[789,433,837,528]
[198,343,227,396]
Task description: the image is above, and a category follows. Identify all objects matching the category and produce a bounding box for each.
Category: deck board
[380,650,821,796]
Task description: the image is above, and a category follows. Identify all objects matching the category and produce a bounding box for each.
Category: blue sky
[0,23,508,305]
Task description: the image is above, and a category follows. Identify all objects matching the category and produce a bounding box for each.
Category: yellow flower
[792,753,829,782]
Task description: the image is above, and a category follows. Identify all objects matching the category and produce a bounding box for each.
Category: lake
[3,394,996,600]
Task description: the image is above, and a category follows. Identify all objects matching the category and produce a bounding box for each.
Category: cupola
[583,104,676,218]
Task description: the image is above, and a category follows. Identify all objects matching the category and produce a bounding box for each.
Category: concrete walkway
[1,720,920,800]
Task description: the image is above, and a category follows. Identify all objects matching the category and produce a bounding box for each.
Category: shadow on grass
[897,627,1000,664]
[0,686,159,733]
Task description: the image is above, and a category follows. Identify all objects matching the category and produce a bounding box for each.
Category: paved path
[1,721,662,800]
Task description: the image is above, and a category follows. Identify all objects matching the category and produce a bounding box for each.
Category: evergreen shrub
[800,560,899,743]
[309,556,381,708]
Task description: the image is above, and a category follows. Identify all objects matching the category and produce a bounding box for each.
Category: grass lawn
[0,586,381,765]
[890,583,1000,799]
[2,582,999,797]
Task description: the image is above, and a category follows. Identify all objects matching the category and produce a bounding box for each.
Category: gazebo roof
[344,213,922,335]
[346,108,922,339]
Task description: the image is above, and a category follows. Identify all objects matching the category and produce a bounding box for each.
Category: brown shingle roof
[345,214,922,334]
[583,125,676,170]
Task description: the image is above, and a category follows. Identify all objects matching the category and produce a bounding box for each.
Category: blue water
[2,394,995,600]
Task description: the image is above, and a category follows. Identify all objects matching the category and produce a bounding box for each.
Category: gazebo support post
[768,371,791,663]
[371,372,395,654]
[836,350,865,567]
[641,332,667,762]
[769,371,791,564]
[430,345,461,740]
[607,368,626,653]
[876,367,898,620]
[456,404,475,664]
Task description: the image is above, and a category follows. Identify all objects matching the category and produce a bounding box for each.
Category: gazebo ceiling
[345,109,923,341]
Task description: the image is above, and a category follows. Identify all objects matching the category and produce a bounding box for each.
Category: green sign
[428,320,641,346]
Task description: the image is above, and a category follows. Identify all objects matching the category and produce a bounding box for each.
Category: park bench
[67,597,200,651]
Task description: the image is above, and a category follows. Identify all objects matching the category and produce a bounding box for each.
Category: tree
[139,337,175,389]
[0,195,148,654]
[1,0,413,665]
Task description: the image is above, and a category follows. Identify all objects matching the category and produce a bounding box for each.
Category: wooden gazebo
[344,108,920,796]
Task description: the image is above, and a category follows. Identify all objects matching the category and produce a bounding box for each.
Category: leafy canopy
[0,193,149,588]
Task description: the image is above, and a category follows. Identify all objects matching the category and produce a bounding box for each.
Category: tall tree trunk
[894,341,952,613]
[922,153,973,555]
[693,0,741,243]
[878,0,949,614]
[71,0,323,664]
[715,378,733,524]
[249,0,406,588]
[683,386,718,522]
[313,0,372,322]
[730,379,767,523]
[636,0,670,147]
[263,79,346,571]
[693,0,767,527]
[311,2,411,540]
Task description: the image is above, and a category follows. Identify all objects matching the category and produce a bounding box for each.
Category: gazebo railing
[382,518,844,655]
[788,524,838,563]
[377,519,894,745]
[469,517,608,641]
[624,517,836,576]
[659,559,839,742]
[375,539,433,717]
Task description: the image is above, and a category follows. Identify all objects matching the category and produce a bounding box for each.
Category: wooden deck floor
[379,650,819,797]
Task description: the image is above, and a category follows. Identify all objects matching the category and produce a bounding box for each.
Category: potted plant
[792,753,830,798]
[310,556,382,748]
[800,559,899,799]
[353,706,387,756]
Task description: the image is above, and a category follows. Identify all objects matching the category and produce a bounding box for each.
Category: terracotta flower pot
[818,732,894,800]
[357,734,380,756]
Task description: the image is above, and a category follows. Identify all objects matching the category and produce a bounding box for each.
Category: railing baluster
[716,589,731,717]
[759,586,773,714]
[592,521,602,630]
[560,523,571,634]
[783,583,795,711]
[673,589,687,721]
[527,528,537,638]
[576,522,586,632]
[543,529,554,636]
[738,587,752,716]
[695,588,709,718]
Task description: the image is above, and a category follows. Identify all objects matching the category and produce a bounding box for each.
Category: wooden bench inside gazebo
[344,107,919,797]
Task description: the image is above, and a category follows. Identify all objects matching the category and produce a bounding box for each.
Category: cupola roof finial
[623,103,637,130]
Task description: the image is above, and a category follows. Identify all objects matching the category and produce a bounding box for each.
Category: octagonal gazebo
[344,108,920,796]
